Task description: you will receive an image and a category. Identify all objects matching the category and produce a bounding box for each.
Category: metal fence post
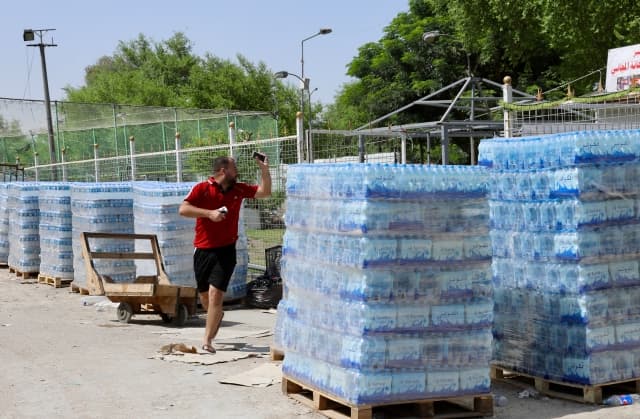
[296,111,304,163]
[93,143,100,182]
[175,132,182,183]
[129,136,136,181]
[503,75,513,137]
[34,152,39,181]
[228,121,236,158]
[61,147,67,181]
[441,125,449,164]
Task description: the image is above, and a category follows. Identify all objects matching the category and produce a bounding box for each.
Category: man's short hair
[213,156,233,173]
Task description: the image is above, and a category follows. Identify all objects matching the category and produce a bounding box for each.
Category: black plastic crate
[265,245,282,278]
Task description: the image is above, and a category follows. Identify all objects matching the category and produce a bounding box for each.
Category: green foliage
[183,131,227,177]
[325,0,640,132]
[64,32,300,136]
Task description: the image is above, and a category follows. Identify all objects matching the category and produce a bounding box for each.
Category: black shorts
[193,244,237,293]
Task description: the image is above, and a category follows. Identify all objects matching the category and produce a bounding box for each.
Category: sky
[2,1,409,106]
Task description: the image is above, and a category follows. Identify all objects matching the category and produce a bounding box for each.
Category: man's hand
[255,153,269,169]
[208,208,227,222]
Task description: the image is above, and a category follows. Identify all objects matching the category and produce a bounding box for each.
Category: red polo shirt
[184,177,258,249]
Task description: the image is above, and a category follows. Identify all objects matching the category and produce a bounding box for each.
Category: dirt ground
[1,270,639,419]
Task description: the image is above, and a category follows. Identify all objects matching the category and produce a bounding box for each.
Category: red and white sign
[606,44,640,92]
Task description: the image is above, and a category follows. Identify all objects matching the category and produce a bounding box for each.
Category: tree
[64,32,300,136]
[326,0,640,131]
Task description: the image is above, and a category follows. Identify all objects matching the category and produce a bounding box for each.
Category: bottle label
[619,395,633,405]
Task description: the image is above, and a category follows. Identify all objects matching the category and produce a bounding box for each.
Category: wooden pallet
[282,374,493,419]
[491,364,640,404]
[37,274,73,288]
[9,266,38,280]
[70,282,90,295]
[270,347,284,361]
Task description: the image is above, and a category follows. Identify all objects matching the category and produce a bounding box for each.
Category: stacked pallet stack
[480,129,640,384]
[38,182,74,283]
[71,182,135,289]
[274,163,493,405]
[7,183,40,275]
[133,182,196,286]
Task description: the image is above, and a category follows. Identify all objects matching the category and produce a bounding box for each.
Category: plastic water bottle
[602,394,636,406]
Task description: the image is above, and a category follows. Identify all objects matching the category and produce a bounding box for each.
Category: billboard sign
[606,44,640,92]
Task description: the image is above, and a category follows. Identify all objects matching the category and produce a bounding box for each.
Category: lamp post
[307,87,318,162]
[301,28,332,88]
[300,28,331,116]
[23,28,58,173]
[422,30,471,77]
[274,70,306,161]
[275,28,330,162]
[423,29,476,165]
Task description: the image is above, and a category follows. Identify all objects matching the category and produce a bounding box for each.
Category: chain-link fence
[26,135,295,269]
[0,98,278,167]
[506,90,640,135]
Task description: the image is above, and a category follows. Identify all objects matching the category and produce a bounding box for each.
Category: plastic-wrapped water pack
[274,163,493,404]
[481,130,640,385]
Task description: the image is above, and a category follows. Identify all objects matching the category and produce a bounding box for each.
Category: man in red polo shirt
[179,154,271,353]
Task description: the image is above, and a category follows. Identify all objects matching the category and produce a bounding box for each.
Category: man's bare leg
[203,285,224,351]
[199,291,209,313]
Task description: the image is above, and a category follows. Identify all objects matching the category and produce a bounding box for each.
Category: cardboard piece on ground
[154,327,272,340]
[152,349,260,365]
[219,362,282,387]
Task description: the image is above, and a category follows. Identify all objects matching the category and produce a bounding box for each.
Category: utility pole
[23,28,58,176]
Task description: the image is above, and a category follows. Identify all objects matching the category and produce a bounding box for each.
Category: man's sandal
[202,344,216,354]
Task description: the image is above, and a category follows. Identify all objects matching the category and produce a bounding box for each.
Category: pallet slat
[270,347,284,361]
[9,266,38,280]
[491,364,640,404]
[282,374,493,419]
[37,274,73,288]
[70,282,90,295]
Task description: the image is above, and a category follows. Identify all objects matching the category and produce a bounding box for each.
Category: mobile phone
[252,151,266,162]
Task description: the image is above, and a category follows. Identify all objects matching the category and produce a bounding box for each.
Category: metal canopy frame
[355,76,533,134]
[312,76,535,164]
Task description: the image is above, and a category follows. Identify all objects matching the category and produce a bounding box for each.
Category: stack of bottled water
[133,182,196,286]
[39,182,73,279]
[71,183,134,288]
[274,163,493,404]
[480,129,640,384]
[225,204,250,301]
[133,181,249,299]
[0,183,10,264]
[7,183,40,273]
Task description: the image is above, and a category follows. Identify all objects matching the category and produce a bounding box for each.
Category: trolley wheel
[172,304,189,327]
[116,302,133,323]
[160,313,172,323]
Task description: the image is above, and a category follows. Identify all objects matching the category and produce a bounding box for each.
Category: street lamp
[301,28,332,85]
[422,30,444,43]
[301,28,331,162]
[274,70,309,107]
[23,28,58,173]
[422,30,471,77]
[274,70,305,85]
[300,28,331,114]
